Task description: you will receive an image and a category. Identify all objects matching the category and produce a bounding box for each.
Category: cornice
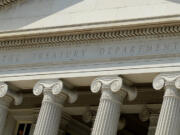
[0,0,18,8]
[1,22,180,49]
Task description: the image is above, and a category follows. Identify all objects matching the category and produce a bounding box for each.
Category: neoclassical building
[1,0,180,135]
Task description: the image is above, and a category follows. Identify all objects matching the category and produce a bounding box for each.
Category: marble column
[148,114,159,135]
[91,76,137,135]
[153,73,180,135]
[0,82,23,135]
[33,80,78,135]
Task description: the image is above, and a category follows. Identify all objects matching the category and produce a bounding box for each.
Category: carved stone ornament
[62,88,78,103]
[7,91,23,105]
[33,79,63,96]
[91,76,123,93]
[0,82,23,105]
[91,76,137,101]
[0,82,8,98]
[153,72,180,90]
[33,79,78,103]
[0,0,18,8]
[1,24,180,49]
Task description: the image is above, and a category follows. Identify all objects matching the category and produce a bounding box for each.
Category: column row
[0,77,137,135]
[1,73,180,135]
[32,77,137,135]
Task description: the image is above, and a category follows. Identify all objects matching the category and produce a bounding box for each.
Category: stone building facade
[1,0,180,135]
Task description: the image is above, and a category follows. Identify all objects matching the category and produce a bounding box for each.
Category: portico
[1,0,180,134]
[1,72,180,135]
[0,25,180,134]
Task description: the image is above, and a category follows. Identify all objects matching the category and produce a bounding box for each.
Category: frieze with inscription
[0,38,180,68]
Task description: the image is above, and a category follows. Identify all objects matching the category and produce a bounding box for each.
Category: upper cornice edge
[1,21,180,49]
[0,0,18,8]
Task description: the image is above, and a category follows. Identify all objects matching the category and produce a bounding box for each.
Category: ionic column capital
[153,73,180,97]
[91,76,137,101]
[153,73,180,89]
[0,82,23,106]
[33,79,78,103]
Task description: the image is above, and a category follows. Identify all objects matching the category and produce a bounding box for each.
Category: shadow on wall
[0,0,84,31]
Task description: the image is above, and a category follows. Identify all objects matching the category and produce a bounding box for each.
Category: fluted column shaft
[33,91,66,135]
[91,76,136,135]
[153,73,180,135]
[92,90,126,135]
[0,97,12,135]
[155,87,180,135]
[33,80,77,135]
